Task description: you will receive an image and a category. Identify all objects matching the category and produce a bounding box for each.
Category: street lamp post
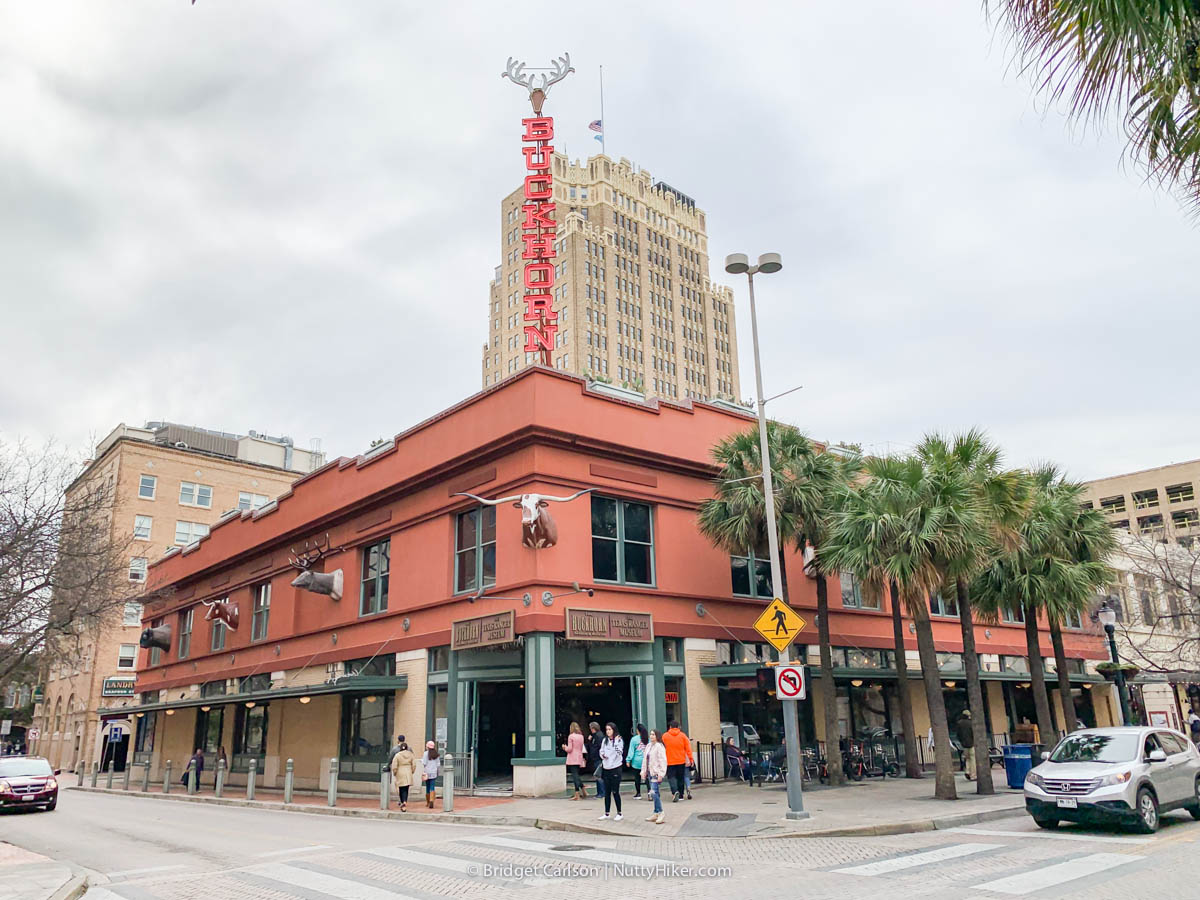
[1098,604,1135,726]
[724,251,807,820]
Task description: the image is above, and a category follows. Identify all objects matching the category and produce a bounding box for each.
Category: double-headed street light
[1097,603,1135,726]
[724,251,807,820]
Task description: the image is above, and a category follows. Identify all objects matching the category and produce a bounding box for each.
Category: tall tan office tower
[482,153,741,404]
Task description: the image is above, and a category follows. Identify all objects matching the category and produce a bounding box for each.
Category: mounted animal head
[139,624,171,651]
[288,533,344,602]
[452,489,594,549]
[202,598,239,632]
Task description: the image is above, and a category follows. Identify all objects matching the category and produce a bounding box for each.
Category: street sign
[775,665,807,700]
[752,598,807,652]
[0,720,10,735]
[27,728,39,741]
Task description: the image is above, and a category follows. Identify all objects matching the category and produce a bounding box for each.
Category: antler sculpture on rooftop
[502,53,574,115]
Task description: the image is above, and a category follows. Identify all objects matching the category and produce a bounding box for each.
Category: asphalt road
[2,788,1198,899]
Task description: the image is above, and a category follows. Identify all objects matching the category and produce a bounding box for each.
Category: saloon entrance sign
[502,54,574,364]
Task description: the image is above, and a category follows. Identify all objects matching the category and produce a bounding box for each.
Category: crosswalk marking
[971,852,1141,895]
[249,862,422,900]
[361,846,482,875]
[949,827,1153,845]
[466,834,671,867]
[831,843,1004,876]
[107,864,187,878]
[255,844,333,857]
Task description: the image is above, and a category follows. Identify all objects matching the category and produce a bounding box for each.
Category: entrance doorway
[555,678,633,749]
[474,681,526,781]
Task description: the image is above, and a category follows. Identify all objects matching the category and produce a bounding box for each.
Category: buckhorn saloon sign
[565,608,653,642]
[452,610,515,651]
[502,54,574,364]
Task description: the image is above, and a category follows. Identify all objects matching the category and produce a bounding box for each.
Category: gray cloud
[0,0,1195,482]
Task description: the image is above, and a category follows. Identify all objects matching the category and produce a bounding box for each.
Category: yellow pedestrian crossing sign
[753,598,807,652]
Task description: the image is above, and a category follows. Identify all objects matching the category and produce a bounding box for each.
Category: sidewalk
[70,771,1026,839]
[0,843,86,900]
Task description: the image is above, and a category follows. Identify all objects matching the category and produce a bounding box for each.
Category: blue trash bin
[1002,743,1034,790]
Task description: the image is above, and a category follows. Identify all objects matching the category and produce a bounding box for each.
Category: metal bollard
[141,762,151,793]
[327,758,338,807]
[91,761,99,788]
[379,765,390,811]
[79,765,87,787]
[443,753,454,812]
[122,763,132,791]
[247,758,257,801]
[163,760,172,794]
[215,759,226,798]
[187,760,197,795]
[284,758,294,804]
[106,761,114,789]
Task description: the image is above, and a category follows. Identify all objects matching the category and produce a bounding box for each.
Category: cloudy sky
[1,1,1195,481]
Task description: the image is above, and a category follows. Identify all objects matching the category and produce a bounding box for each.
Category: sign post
[752,595,808,817]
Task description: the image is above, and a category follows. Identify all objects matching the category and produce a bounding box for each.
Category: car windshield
[1048,733,1140,764]
[0,758,52,777]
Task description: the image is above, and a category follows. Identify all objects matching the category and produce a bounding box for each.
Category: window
[345,655,396,678]
[179,481,213,508]
[233,704,268,757]
[359,539,390,616]
[1001,604,1025,624]
[1172,508,1199,531]
[138,475,157,500]
[134,711,157,754]
[122,601,142,626]
[1138,514,1165,537]
[211,614,227,652]
[117,644,137,669]
[731,548,771,598]
[839,571,866,608]
[200,680,227,698]
[177,608,193,659]
[1000,654,1029,674]
[929,592,959,617]
[591,496,654,585]
[1134,574,1158,624]
[251,583,271,642]
[174,521,210,546]
[148,618,164,666]
[1098,585,1127,622]
[340,694,395,761]
[1099,495,1126,515]
[455,507,497,594]
[238,492,270,511]
[133,515,152,540]
[1133,488,1160,510]
[1167,483,1194,504]
[129,557,148,582]
[194,706,224,756]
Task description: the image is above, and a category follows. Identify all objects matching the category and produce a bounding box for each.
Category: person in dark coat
[587,721,605,800]
[954,711,976,781]
[182,748,205,786]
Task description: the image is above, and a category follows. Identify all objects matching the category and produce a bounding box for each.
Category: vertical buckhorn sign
[502,54,574,365]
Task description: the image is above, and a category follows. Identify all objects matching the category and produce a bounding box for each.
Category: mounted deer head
[453,489,593,549]
[288,533,344,602]
[502,53,574,115]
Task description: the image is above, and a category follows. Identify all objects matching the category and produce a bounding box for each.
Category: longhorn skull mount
[201,597,240,632]
[288,533,345,602]
[453,489,593,550]
[501,53,574,115]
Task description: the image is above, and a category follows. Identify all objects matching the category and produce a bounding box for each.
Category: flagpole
[599,64,605,156]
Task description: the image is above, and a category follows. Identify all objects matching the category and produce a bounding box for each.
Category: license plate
[23,796,37,802]
[1056,797,1078,809]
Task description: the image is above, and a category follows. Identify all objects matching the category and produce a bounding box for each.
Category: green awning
[97,674,407,718]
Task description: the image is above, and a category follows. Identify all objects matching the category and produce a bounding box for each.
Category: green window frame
[1001,604,1025,624]
[929,592,959,618]
[193,706,224,756]
[210,615,226,652]
[839,571,880,609]
[359,539,390,617]
[454,507,497,594]
[591,495,654,586]
[149,618,163,666]
[233,703,268,765]
[731,548,771,598]
[251,583,270,642]
[177,608,193,659]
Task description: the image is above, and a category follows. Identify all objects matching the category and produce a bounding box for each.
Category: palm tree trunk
[912,594,957,800]
[1049,616,1078,734]
[815,573,845,784]
[890,580,921,779]
[1023,599,1057,746]
[955,579,994,795]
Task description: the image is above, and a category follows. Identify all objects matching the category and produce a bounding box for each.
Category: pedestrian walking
[182,748,204,786]
[955,710,976,781]
[640,729,668,825]
[661,720,693,801]
[626,724,647,799]
[420,741,440,808]
[386,734,407,766]
[562,722,587,800]
[597,722,625,821]
[587,721,605,800]
[390,739,417,811]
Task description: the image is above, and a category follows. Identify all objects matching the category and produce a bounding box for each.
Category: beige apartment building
[31,422,324,774]
[1083,460,1200,729]
[481,152,742,404]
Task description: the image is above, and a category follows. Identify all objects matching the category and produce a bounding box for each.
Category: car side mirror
[1148,748,1168,762]
[1040,751,1050,760]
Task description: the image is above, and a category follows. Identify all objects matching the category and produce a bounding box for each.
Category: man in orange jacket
[660,720,694,802]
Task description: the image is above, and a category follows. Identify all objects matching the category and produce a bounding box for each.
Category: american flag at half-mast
[589,119,603,141]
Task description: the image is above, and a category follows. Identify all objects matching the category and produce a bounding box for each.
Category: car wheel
[1189,779,1200,821]
[1134,788,1159,834]
[1032,816,1058,830]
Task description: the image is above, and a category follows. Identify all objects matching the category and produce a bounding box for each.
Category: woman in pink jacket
[562,722,587,800]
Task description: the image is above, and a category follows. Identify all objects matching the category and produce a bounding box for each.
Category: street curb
[68,785,1023,839]
[756,804,1025,838]
[48,872,89,900]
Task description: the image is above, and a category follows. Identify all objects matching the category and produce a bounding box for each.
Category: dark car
[0,756,59,811]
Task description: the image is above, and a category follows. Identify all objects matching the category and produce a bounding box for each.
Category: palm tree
[824,454,980,800]
[698,423,858,783]
[917,431,1030,796]
[988,1,1200,213]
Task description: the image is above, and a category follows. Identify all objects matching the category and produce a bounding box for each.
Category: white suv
[1024,726,1200,833]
